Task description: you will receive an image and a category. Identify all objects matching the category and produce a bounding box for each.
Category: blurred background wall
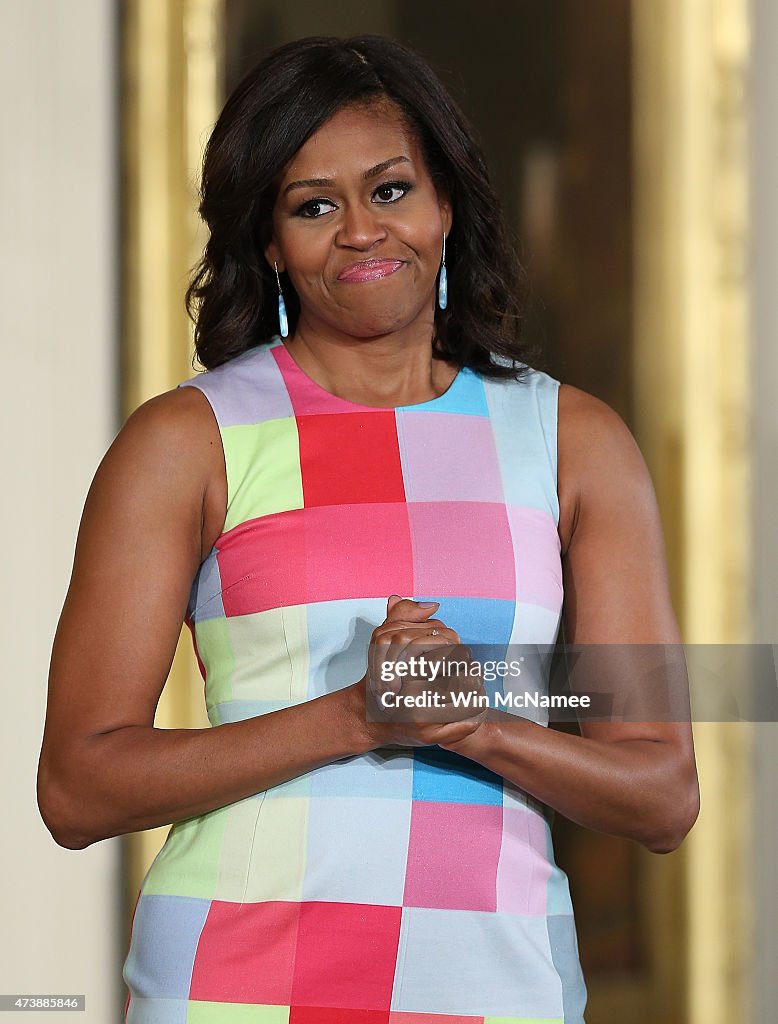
[749,0,778,1017]
[0,1,122,1021]
[0,1,775,1022]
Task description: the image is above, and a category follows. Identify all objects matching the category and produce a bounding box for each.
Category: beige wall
[0,1,121,1020]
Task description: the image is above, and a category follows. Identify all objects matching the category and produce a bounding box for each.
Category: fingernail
[417,601,439,608]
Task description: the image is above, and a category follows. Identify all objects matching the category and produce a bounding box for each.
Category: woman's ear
[438,194,453,239]
[264,240,284,275]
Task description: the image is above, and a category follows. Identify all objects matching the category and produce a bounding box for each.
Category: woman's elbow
[47,821,94,851]
[644,774,701,854]
[37,757,98,851]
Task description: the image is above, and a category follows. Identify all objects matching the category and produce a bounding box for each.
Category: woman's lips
[337,259,405,283]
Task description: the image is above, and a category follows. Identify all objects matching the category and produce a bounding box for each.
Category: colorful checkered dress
[122,334,588,1023]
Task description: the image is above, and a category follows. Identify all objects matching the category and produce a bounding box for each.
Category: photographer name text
[379,689,591,709]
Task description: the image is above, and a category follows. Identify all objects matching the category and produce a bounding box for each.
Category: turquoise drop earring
[437,233,448,310]
[274,260,289,338]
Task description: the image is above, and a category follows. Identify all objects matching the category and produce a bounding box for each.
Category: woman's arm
[433,384,701,853]
[37,388,373,851]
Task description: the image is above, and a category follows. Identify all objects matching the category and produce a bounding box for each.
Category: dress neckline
[267,334,466,412]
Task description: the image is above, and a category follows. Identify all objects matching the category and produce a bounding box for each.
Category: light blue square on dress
[188,551,225,622]
[396,366,490,416]
[310,748,414,801]
[428,596,515,648]
[302,795,412,905]
[412,746,503,805]
[391,906,564,1017]
[305,597,385,699]
[548,913,589,1024]
[125,996,188,1023]
[123,894,210,1000]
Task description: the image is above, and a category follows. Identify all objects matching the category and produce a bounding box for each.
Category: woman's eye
[296,197,338,219]
[373,181,412,203]
[294,181,412,218]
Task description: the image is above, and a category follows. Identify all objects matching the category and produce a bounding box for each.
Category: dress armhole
[176,378,231,544]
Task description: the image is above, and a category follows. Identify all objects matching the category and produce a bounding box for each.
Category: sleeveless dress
[122,334,588,1024]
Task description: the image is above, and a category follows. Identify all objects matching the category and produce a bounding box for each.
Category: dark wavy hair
[185,34,543,379]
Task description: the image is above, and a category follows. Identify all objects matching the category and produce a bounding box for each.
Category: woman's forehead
[279,105,422,183]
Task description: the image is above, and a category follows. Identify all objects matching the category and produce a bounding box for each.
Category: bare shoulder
[557,383,649,557]
[120,383,218,454]
[557,381,638,453]
[102,384,227,563]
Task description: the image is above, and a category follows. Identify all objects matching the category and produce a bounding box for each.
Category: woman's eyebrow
[283,155,411,195]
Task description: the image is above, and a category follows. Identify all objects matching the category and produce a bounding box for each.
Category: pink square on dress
[507,506,562,612]
[397,410,504,504]
[290,901,403,1009]
[495,805,552,915]
[303,503,415,603]
[403,801,503,912]
[189,899,300,1003]
[408,502,515,600]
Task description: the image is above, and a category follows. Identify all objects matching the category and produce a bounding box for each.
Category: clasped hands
[360,595,489,750]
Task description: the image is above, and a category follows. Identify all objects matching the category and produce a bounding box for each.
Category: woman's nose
[336,202,387,249]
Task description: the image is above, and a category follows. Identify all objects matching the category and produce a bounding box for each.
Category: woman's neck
[284,322,458,407]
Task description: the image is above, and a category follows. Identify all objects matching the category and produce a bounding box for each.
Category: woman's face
[265,100,452,339]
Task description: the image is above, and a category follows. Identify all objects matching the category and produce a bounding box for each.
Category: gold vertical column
[632,1,752,1022]
[121,0,224,906]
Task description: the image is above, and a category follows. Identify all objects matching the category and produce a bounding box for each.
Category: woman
[37,34,699,1023]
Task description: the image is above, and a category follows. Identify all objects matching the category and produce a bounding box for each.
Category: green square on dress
[227,605,310,705]
[222,418,303,533]
[186,1000,289,1022]
[195,616,236,709]
[484,1018,563,1024]
[141,803,230,899]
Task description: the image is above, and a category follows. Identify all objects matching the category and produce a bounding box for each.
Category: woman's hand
[355,595,489,750]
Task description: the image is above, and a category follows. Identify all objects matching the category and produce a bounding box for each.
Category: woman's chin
[327,304,433,339]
